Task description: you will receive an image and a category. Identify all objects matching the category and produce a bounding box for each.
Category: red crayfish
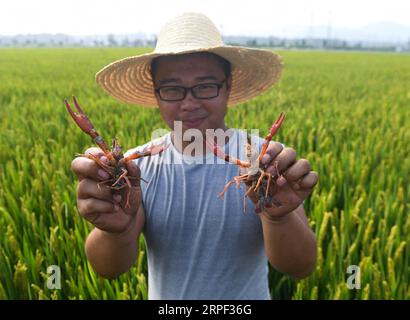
[65,96,166,207]
[207,112,286,213]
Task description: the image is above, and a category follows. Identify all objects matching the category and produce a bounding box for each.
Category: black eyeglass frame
[154,79,226,102]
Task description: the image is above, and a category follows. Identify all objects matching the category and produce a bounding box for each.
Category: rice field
[0,48,409,299]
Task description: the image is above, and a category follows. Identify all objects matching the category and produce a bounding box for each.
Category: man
[71,12,318,299]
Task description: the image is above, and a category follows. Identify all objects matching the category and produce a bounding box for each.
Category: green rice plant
[0,48,409,299]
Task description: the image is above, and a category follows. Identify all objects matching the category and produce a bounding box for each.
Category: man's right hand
[71,147,142,234]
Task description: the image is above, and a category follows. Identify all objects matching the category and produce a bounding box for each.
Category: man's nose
[180,89,200,111]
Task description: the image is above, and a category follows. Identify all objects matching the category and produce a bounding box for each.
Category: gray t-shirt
[125,129,272,300]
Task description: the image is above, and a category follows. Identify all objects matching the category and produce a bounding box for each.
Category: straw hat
[96,12,283,107]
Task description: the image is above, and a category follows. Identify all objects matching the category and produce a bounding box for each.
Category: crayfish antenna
[123,143,169,162]
[204,137,251,168]
[149,143,169,156]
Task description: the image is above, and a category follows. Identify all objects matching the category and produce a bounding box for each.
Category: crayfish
[65,96,166,208]
[207,112,286,213]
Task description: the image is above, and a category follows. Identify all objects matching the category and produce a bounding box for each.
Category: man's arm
[85,204,145,279]
[260,204,317,279]
[71,147,144,279]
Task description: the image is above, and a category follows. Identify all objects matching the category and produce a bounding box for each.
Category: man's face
[152,53,232,135]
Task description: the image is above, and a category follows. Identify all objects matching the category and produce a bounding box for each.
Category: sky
[1,0,410,37]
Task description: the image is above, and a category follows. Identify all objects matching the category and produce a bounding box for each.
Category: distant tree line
[0,34,408,52]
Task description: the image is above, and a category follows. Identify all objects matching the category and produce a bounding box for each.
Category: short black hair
[150,52,231,82]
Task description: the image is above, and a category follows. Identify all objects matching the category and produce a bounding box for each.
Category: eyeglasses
[155,79,226,102]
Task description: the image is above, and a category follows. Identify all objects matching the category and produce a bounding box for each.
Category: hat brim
[95,46,283,107]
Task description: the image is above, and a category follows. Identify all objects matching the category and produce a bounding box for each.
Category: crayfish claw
[271,111,286,136]
[72,96,86,115]
[258,112,286,161]
[65,96,95,135]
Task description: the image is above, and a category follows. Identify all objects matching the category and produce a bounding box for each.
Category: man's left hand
[254,142,318,220]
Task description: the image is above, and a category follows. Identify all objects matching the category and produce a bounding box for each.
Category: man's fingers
[108,161,142,215]
[261,142,283,165]
[298,171,319,190]
[266,147,296,174]
[283,159,311,182]
[71,157,106,181]
[71,147,108,181]
[113,194,122,203]
[78,198,117,217]
[77,178,115,200]
[85,147,104,157]
[125,160,142,187]
[120,186,142,216]
[83,211,134,234]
